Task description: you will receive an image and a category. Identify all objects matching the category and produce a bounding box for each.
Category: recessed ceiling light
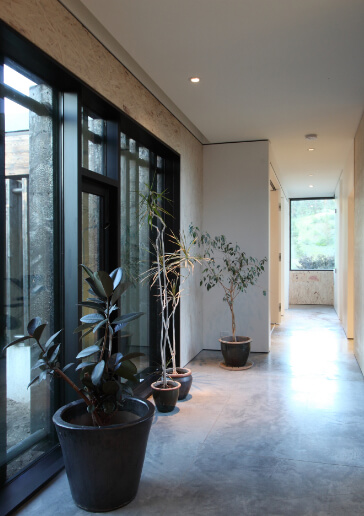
[309,174,313,176]
[309,184,314,188]
[308,148,315,151]
[189,77,200,83]
[305,133,318,140]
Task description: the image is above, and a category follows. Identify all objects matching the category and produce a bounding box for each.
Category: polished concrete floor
[15,306,364,515]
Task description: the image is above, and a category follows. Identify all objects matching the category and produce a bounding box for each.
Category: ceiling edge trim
[58,0,209,145]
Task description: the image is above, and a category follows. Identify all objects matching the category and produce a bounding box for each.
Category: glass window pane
[2,64,58,481]
[291,198,336,270]
[120,135,165,378]
[81,108,106,175]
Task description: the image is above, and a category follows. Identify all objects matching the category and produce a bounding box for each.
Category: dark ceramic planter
[53,397,154,512]
[219,336,252,367]
[151,380,181,412]
[166,368,192,400]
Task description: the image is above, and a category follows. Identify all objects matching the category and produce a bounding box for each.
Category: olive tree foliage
[190,226,267,341]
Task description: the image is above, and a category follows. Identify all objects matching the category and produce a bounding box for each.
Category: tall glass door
[1,63,59,482]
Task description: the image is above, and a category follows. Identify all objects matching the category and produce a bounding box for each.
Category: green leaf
[115,361,137,382]
[32,323,47,342]
[44,329,62,352]
[102,381,119,395]
[80,264,94,279]
[32,359,46,370]
[91,360,105,385]
[27,317,42,336]
[73,322,95,334]
[3,335,32,352]
[77,301,105,311]
[27,375,40,389]
[85,277,106,299]
[62,363,74,372]
[49,343,60,364]
[80,313,104,324]
[111,280,131,305]
[120,352,145,362]
[92,318,107,333]
[109,267,123,290]
[76,345,100,359]
[112,312,144,326]
[94,271,114,299]
[75,361,95,371]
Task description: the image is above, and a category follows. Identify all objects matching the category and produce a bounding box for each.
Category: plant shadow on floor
[178,394,192,402]
[151,406,181,422]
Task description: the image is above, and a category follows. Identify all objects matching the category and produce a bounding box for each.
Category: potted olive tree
[190,226,267,369]
[3,266,154,512]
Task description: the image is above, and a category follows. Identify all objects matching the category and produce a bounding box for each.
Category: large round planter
[166,368,192,400]
[219,336,252,367]
[53,397,155,512]
[151,380,181,413]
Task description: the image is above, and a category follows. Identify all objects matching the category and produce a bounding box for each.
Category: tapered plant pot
[166,368,192,400]
[151,380,181,412]
[219,336,252,368]
[53,397,155,512]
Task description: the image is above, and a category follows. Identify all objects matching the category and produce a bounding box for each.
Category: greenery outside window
[290,198,336,270]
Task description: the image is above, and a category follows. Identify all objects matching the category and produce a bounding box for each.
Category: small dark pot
[219,336,252,367]
[166,368,192,400]
[53,397,154,512]
[151,380,181,413]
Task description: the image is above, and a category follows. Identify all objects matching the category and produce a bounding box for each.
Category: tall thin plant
[140,185,201,385]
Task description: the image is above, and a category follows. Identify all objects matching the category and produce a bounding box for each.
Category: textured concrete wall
[1,0,204,367]
[354,111,364,373]
[289,271,334,305]
[202,141,270,353]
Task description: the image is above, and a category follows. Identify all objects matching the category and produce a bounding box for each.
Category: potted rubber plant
[190,226,267,368]
[3,265,154,512]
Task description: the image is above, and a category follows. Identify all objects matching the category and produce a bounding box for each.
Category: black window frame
[290,196,336,272]
[0,20,180,514]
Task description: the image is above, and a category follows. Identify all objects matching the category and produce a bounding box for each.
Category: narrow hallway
[16,306,364,516]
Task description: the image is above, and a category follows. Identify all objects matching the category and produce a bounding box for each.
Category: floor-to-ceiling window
[0,22,180,513]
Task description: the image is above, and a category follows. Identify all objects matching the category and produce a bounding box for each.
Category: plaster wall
[289,271,334,305]
[354,111,364,373]
[335,145,354,338]
[202,141,270,352]
[1,0,204,367]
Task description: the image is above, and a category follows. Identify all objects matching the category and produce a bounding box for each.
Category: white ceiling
[61,0,364,199]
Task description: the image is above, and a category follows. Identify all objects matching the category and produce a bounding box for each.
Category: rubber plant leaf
[80,313,104,324]
[44,329,62,352]
[91,360,105,385]
[94,271,114,299]
[109,267,123,290]
[76,344,100,359]
[27,317,42,336]
[112,312,144,325]
[32,323,47,341]
[3,335,32,351]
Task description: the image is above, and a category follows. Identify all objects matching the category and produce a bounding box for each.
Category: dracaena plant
[190,226,267,341]
[3,266,144,426]
[139,184,200,386]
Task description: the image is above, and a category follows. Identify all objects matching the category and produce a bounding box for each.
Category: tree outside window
[290,198,336,270]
